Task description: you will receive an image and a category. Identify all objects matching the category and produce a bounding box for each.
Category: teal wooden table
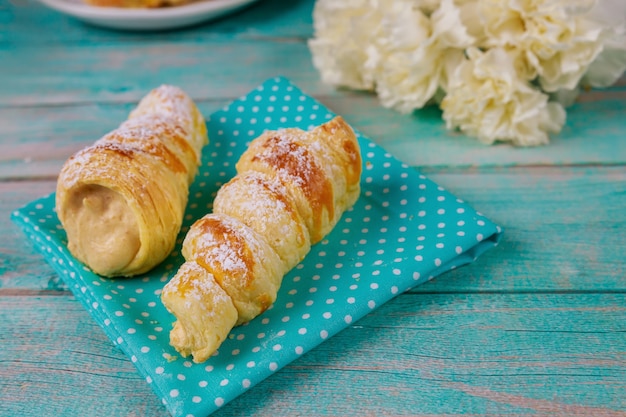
[1,1,625,416]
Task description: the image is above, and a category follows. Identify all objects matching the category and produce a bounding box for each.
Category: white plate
[36,0,261,30]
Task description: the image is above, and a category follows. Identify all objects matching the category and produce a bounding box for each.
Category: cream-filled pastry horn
[56,85,207,277]
[161,116,362,363]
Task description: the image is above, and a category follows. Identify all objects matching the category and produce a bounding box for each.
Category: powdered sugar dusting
[163,261,232,314]
[59,84,204,187]
[187,215,257,274]
[131,85,194,130]
[216,172,288,236]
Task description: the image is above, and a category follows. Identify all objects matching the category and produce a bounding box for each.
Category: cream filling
[63,184,140,276]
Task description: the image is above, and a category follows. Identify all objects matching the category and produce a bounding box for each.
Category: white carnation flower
[582,0,626,87]
[309,0,473,112]
[441,48,566,146]
[308,0,384,90]
[309,0,623,147]
[375,0,474,113]
[459,0,606,91]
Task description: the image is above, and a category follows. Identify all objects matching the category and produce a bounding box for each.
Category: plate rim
[36,0,260,29]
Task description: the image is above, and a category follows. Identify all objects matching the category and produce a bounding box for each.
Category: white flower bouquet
[309,0,626,146]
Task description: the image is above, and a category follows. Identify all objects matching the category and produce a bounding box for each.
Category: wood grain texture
[3,166,625,293]
[323,89,626,169]
[1,293,624,417]
[3,0,626,415]
[0,40,330,107]
[0,296,169,417]
[1,89,624,179]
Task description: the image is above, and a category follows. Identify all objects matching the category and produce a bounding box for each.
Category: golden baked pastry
[161,116,362,363]
[83,0,192,8]
[55,85,207,277]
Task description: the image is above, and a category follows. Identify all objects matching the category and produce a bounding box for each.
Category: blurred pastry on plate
[83,0,195,8]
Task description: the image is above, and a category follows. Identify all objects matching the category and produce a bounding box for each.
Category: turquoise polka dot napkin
[11,77,502,417]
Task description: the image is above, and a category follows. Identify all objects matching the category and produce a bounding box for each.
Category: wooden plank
[5,38,622,119]
[0,295,169,417]
[2,0,314,45]
[0,180,65,290]
[1,293,624,416]
[0,40,331,107]
[3,166,625,292]
[0,101,223,179]
[2,89,626,180]
[418,165,626,293]
[324,89,626,169]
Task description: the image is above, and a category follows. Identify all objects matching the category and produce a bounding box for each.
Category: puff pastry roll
[161,116,362,363]
[55,85,208,277]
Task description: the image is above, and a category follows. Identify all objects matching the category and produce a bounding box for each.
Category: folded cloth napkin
[12,77,502,417]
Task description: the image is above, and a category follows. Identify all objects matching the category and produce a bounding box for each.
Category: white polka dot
[155,367,164,374]
[192,396,202,403]
[344,315,352,324]
[269,362,278,371]
[242,379,251,388]
[215,398,224,407]
[295,346,304,355]
[320,330,329,339]
[170,389,179,398]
